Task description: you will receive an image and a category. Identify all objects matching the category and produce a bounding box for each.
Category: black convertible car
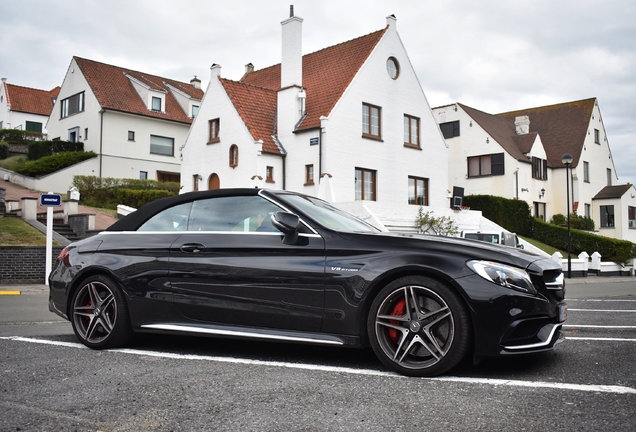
[49,188,567,376]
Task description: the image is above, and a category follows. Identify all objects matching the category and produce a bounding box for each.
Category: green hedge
[15,151,97,178]
[72,175,179,209]
[0,129,43,145]
[0,140,8,159]
[28,140,84,160]
[532,218,635,264]
[550,213,595,231]
[462,194,533,236]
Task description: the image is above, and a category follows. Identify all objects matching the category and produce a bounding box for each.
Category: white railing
[552,251,634,277]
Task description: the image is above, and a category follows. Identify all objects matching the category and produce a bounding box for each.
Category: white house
[432,99,633,242]
[592,184,636,244]
[181,11,457,231]
[45,57,204,183]
[0,78,59,134]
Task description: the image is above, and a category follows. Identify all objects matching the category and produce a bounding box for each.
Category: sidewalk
[1,179,117,230]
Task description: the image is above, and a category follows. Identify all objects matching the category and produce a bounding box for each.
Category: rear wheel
[367,276,470,376]
[71,275,132,349]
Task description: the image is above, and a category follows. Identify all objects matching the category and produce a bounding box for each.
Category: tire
[367,276,470,376]
[70,275,133,349]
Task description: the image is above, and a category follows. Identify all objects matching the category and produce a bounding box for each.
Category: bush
[550,212,595,231]
[0,140,8,159]
[462,195,533,236]
[532,218,634,264]
[72,175,179,209]
[15,151,97,178]
[415,208,459,236]
[28,140,84,160]
[0,129,43,145]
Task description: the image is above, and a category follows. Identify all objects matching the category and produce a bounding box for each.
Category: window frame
[408,176,429,206]
[362,103,382,140]
[467,153,505,177]
[208,118,220,144]
[594,128,600,144]
[60,92,85,118]
[404,114,420,148]
[600,205,615,228]
[355,167,377,201]
[151,96,162,112]
[532,156,548,180]
[628,206,636,229]
[440,121,460,139]
[229,144,239,168]
[266,166,274,183]
[149,134,175,156]
[305,164,315,185]
[128,131,135,141]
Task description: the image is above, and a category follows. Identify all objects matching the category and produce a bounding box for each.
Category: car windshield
[280,193,378,233]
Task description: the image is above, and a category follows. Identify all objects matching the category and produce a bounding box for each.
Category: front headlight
[467,260,537,294]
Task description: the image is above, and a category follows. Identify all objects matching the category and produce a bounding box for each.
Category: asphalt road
[1,279,634,431]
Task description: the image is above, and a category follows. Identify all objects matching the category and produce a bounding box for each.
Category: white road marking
[2,336,635,395]
[567,336,636,342]
[568,299,636,302]
[564,325,636,329]
[567,309,636,312]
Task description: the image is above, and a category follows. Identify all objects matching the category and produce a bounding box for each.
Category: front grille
[505,318,546,343]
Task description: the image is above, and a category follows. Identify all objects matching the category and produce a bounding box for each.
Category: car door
[168,195,326,332]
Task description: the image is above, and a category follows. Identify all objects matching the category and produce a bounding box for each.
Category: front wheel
[70,275,132,349]
[367,276,470,376]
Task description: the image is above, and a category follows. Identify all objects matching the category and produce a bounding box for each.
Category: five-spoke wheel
[368,276,470,376]
[71,275,132,349]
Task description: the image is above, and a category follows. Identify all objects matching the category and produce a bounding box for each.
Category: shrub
[28,140,84,160]
[550,212,595,231]
[0,129,43,145]
[462,195,533,236]
[0,140,9,159]
[15,151,97,177]
[72,175,179,209]
[415,208,459,236]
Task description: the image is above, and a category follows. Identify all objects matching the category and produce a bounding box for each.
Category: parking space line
[0,291,21,295]
[564,325,636,329]
[2,336,635,395]
[567,309,636,312]
[567,336,636,342]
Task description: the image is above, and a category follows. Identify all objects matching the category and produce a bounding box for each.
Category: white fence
[552,251,634,277]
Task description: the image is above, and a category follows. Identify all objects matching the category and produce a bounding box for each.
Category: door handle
[180,243,205,253]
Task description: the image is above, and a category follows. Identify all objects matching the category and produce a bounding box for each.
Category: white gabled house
[181,12,458,231]
[45,57,204,185]
[0,78,59,134]
[433,99,634,242]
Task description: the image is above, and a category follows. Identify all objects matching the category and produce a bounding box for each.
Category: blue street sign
[40,194,62,207]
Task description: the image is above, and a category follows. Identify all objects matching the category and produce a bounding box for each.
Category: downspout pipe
[99,109,105,181]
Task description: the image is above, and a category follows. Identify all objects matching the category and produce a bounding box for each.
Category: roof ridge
[221,77,278,93]
[496,97,596,116]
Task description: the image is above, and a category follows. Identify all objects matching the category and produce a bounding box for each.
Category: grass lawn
[520,235,567,256]
[0,216,58,246]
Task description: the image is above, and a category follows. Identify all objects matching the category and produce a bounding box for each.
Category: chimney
[190,75,201,89]
[280,9,303,88]
[245,63,254,74]
[210,63,221,80]
[515,115,530,135]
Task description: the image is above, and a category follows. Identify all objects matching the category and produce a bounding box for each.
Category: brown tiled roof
[458,103,531,163]
[496,98,596,168]
[4,83,60,116]
[240,28,387,132]
[220,78,280,154]
[592,184,633,200]
[74,57,203,124]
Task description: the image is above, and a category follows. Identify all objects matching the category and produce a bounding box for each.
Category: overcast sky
[2,0,634,186]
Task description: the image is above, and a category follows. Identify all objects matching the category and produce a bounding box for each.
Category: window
[193,174,200,191]
[594,128,600,144]
[534,202,546,221]
[440,121,460,139]
[128,131,135,141]
[150,135,174,156]
[629,206,636,229]
[266,166,274,183]
[585,203,591,218]
[600,205,614,228]
[192,105,199,118]
[61,92,85,118]
[584,161,590,183]
[84,128,88,140]
[404,114,420,147]
[305,164,314,185]
[157,171,180,183]
[209,118,220,143]
[355,168,376,201]
[408,176,428,205]
[139,171,148,180]
[386,57,400,80]
[532,157,548,180]
[229,144,238,168]
[467,153,504,177]
[151,96,162,112]
[68,127,80,142]
[25,121,42,133]
[362,103,381,140]
[607,168,612,186]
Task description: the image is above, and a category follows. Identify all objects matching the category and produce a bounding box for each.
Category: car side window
[137,202,193,232]
[188,196,283,232]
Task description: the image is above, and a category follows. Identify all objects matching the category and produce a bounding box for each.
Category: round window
[386,57,400,80]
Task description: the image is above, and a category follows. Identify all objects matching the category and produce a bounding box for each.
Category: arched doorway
[208,173,220,190]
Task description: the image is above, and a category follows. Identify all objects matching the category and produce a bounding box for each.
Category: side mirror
[272,212,300,244]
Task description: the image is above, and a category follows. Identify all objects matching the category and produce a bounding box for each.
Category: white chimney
[210,63,221,80]
[245,63,254,74]
[515,115,530,135]
[190,76,201,89]
[281,10,303,88]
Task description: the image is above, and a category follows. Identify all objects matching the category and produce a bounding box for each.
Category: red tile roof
[220,78,279,154]
[74,57,204,124]
[239,27,387,136]
[497,98,596,168]
[3,82,60,116]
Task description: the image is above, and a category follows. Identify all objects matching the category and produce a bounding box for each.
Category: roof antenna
[290,5,294,17]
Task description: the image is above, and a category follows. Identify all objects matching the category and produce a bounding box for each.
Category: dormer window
[151,96,162,112]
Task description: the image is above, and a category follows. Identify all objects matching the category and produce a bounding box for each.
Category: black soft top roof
[107,188,264,231]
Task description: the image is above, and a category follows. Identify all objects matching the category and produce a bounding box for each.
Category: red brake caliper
[388,299,406,343]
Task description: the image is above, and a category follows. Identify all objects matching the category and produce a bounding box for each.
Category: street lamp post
[561,153,574,278]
